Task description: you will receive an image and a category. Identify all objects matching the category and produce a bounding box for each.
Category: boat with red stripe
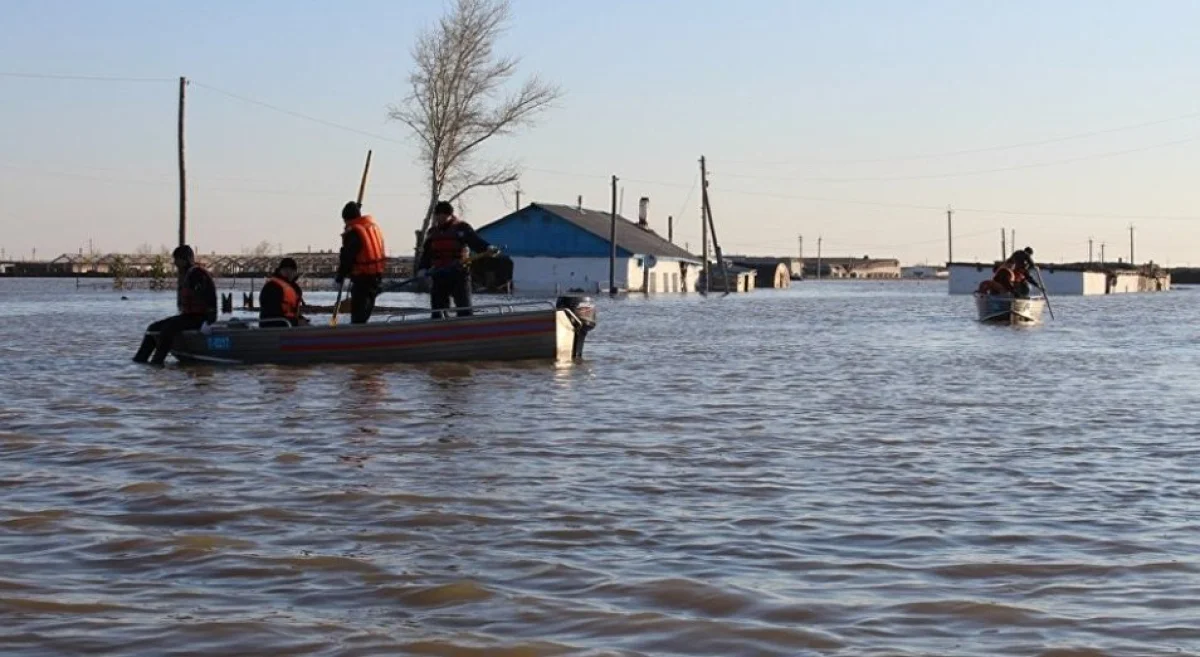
[169,296,596,365]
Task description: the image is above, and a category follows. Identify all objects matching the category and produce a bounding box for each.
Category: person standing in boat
[132,245,217,365]
[335,201,386,324]
[981,246,1041,298]
[259,257,309,327]
[417,201,497,318]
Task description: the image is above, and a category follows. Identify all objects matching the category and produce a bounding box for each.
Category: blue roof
[477,203,700,260]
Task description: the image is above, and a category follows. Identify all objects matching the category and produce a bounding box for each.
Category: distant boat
[974,293,1046,325]
[165,296,596,365]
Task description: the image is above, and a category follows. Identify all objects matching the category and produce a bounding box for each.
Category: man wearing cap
[335,201,387,324]
[132,245,217,365]
[417,201,497,318]
[259,257,309,327]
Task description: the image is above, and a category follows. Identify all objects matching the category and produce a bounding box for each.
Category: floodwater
[1,278,1198,657]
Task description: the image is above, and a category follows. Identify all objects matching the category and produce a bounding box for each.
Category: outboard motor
[555,295,597,360]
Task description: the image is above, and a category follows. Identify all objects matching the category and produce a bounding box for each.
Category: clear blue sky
[3,0,1200,265]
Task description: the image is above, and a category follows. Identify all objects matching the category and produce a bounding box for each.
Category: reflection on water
[1,279,1199,657]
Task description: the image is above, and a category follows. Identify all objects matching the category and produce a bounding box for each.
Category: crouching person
[132,245,217,365]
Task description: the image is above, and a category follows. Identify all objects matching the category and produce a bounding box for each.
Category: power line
[0,72,174,83]
[722,108,1200,165]
[0,163,421,197]
[718,133,1200,183]
[189,80,406,144]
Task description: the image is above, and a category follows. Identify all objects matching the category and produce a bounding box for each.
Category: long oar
[331,150,373,327]
[1033,263,1055,320]
[384,249,500,292]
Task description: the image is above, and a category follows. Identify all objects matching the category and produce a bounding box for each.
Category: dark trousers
[133,314,207,364]
[431,273,473,318]
[349,277,380,324]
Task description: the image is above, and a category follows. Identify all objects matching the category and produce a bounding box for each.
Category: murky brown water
[1,278,1199,656]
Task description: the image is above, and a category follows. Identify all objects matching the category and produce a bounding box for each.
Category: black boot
[133,335,156,363]
[149,334,173,365]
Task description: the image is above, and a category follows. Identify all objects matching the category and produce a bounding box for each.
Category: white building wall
[510,256,629,294]
[509,256,701,294]
[949,263,1160,296]
[626,256,701,293]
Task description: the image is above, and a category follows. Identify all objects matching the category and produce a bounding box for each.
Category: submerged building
[948,261,1170,295]
[475,202,702,295]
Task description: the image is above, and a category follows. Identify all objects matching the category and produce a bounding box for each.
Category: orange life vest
[344,215,386,276]
[426,218,468,269]
[177,265,215,315]
[264,276,301,322]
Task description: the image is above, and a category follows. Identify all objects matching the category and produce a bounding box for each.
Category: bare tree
[389,0,561,259]
[246,240,273,257]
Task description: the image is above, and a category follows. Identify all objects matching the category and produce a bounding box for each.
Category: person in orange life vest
[978,246,1040,298]
[335,201,386,324]
[1002,246,1040,298]
[417,201,497,318]
[260,257,309,327]
[132,245,217,365]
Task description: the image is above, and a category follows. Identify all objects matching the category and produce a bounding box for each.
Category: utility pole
[515,188,521,211]
[1001,228,1006,261]
[178,76,188,247]
[700,156,709,294]
[701,160,731,295]
[1129,224,1136,264]
[1100,242,1106,264]
[667,216,674,243]
[609,175,618,295]
[817,236,823,281]
[1088,237,1094,263]
[946,206,953,264]
[1010,229,1015,253]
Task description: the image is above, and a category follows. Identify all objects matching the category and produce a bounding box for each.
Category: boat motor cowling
[555,295,596,359]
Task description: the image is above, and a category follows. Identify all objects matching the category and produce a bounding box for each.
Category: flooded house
[804,256,901,279]
[475,202,702,294]
[948,261,1170,295]
[726,256,793,288]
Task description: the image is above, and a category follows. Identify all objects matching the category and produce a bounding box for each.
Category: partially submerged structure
[949,262,1170,295]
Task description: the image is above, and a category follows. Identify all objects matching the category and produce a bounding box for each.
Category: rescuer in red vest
[335,201,387,324]
[132,245,217,365]
[417,201,497,318]
[977,246,1041,298]
[259,257,309,327]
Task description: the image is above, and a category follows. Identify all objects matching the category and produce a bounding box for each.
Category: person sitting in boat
[417,201,499,319]
[259,257,309,327]
[132,245,217,365]
[335,201,386,324]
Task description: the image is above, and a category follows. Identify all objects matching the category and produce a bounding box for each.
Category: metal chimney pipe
[638,197,649,228]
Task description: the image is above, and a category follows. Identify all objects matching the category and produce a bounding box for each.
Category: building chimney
[637,197,649,229]
[668,215,674,243]
[577,195,583,211]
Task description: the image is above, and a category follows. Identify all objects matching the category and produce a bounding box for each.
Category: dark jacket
[418,219,491,273]
[178,265,217,323]
[337,228,363,281]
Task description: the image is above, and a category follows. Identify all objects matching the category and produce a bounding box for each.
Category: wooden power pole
[700,156,709,294]
[177,76,188,247]
[946,206,953,264]
[609,175,618,295]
